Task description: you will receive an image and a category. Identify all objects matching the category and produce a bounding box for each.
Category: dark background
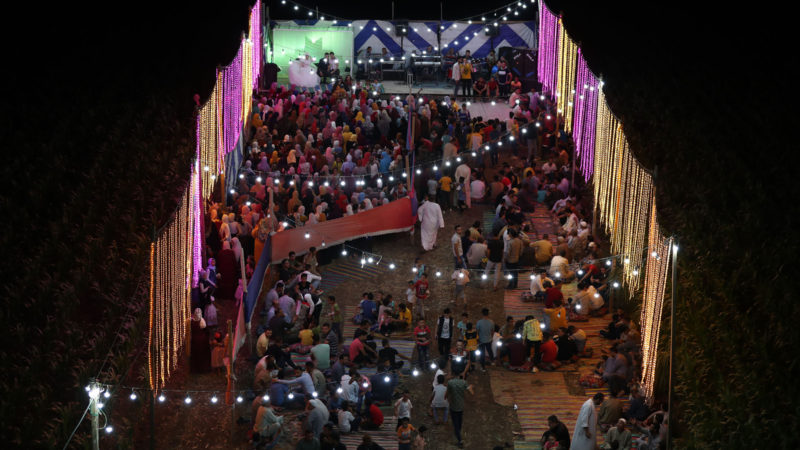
[2,0,798,447]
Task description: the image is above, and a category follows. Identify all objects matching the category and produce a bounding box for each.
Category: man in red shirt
[538,332,560,371]
[361,398,384,429]
[414,319,432,368]
[413,273,430,320]
[545,280,564,308]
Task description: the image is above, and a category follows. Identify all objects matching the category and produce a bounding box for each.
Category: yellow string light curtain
[199,76,222,200]
[592,90,653,293]
[148,184,194,390]
[242,39,254,125]
[556,20,578,133]
[640,201,672,399]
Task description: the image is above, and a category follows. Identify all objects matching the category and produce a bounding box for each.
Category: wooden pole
[89,380,100,450]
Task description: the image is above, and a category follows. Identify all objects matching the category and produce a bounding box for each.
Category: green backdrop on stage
[271,25,354,80]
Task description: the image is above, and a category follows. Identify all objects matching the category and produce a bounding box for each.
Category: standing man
[523,315,543,372]
[436,308,454,366]
[413,273,430,320]
[475,308,495,372]
[571,393,604,450]
[451,57,462,97]
[417,195,445,252]
[460,55,473,99]
[452,225,465,269]
[445,373,474,448]
[414,319,432,368]
[505,229,523,289]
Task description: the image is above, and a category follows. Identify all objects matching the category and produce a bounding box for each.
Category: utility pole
[89,380,100,450]
[667,239,678,450]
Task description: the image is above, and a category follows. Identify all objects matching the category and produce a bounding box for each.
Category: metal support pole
[667,239,677,450]
[89,380,100,450]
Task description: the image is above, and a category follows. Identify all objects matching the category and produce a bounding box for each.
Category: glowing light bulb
[522,128,527,134]
[555,272,561,278]
[475,349,481,356]
[239,174,244,179]
[103,391,111,399]
[416,169,422,175]
[516,333,522,339]
[445,161,451,167]
[340,180,346,186]
[281,222,288,228]
[312,391,318,398]
[229,189,235,194]
[384,376,391,383]
[651,251,658,258]
[211,395,218,403]
[485,145,490,151]
[389,263,396,269]
[471,152,477,157]
[496,340,503,347]
[435,271,441,277]
[481,274,487,280]
[507,274,513,280]
[288,393,294,399]
[576,304,582,310]
[362,382,369,388]
[304,232,310,239]
[412,369,419,376]
[105,426,113,434]
[613,282,620,288]
[430,362,437,369]
[491,101,496,105]
[578,270,584,276]
[360,258,366,265]
[97,402,105,409]
[337,387,344,394]
[433,165,438,171]
[158,394,166,402]
[236,396,243,403]
[606,260,612,266]
[184,396,192,404]
[624,258,630,264]
[307,181,313,187]
[130,392,137,401]
[367,257,374,263]
[412,267,417,273]
[632,269,639,276]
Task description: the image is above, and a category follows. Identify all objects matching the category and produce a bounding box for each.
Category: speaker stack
[512,48,538,92]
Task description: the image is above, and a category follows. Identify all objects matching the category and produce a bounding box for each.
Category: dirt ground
[323,204,522,450]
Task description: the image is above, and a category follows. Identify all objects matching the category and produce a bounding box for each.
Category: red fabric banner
[270,197,415,260]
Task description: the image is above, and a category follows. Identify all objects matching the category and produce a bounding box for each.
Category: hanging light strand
[556,21,578,133]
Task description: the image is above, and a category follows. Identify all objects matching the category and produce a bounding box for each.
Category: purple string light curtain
[573,50,599,181]
[537,1,559,95]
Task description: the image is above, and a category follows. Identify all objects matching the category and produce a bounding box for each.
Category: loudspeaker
[512,49,536,79]
[395,21,409,36]
[484,24,499,37]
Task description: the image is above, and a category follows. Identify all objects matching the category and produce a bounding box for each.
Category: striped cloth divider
[339,416,399,450]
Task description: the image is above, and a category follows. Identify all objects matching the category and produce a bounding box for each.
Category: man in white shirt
[451,58,461,97]
[530,270,553,299]
[470,176,486,203]
[549,250,575,281]
[452,225,465,269]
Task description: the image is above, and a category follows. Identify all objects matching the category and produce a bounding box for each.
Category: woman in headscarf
[251,179,266,202]
[286,190,301,215]
[190,308,211,373]
[345,203,355,216]
[293,205,307,227]
[231,236,244,263]
[219,214,231,243]
[287,148,297,167]
[252,217,270,262]
[257,154,271,173]
[217,241,237,299]
[379,151,392,174]
[298,155,311,176]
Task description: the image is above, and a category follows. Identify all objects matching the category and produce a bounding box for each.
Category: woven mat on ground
[339,416,399,450]
[524,204,559,244]
[319,257,388,292]
[341,305,417,377]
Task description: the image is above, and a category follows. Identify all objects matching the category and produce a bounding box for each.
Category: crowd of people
[176,39,669,445]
